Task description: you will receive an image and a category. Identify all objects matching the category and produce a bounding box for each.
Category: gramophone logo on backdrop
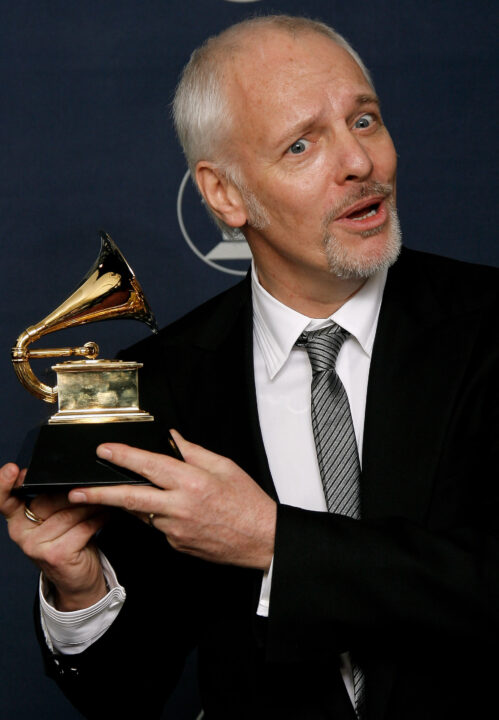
[177,170,252,277]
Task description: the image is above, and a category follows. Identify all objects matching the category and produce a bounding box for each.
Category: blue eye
[354,113,375,129]
[288,138,310,154]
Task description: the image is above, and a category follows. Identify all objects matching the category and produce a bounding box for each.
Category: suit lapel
[159,277,276,501]
[362,248,475,521]
[360,248,480,719]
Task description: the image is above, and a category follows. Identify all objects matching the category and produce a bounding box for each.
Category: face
[224,31,400,291]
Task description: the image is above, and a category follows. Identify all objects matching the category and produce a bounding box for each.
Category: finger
[0,463,21,495]
[10,503,106,547]
[140,511,158,529]
[14,468,27,489]
[170,429,232,473]
[52,511,108,553]
[30,492,81,522]
[68,481,169,516]
[36,510,109,553]
[19,492,81,528]
[95,443,187,489]
[28,513,109,569]
[31,505,109,544]
[0,464,24,519]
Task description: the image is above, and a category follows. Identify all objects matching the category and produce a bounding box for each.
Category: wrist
[53,572,108,612]
[256,500,277,571]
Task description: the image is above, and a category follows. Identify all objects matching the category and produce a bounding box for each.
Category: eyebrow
[274,116,322,149]
[355,93,381,108]
[273,93,382,150]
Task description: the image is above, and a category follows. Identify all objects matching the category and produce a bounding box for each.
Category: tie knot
[296,323,349,374]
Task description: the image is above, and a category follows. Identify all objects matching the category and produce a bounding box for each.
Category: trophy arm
[12,326,99,404]
[12,328,58,403]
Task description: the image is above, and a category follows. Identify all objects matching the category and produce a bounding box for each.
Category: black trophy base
[14,422,183,497]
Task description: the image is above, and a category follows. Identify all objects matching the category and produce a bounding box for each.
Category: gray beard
[240,178,402,279]
[322,185,402,279]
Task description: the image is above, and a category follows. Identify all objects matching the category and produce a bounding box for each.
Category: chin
[323,205,402,280]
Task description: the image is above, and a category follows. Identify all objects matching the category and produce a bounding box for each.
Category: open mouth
[333,196,388,230]
[345,202,381,221]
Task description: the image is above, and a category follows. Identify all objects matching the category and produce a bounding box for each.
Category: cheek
[375,135,397,182]
[262,159,331,224]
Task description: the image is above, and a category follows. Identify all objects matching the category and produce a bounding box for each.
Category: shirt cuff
[257,556,274,617]
[39,550,126,655]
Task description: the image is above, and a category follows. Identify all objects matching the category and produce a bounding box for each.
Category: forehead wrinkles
[226,45,320,144]
[225,37,371,154]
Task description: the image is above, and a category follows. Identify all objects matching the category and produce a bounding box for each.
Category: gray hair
[172,15,374,237]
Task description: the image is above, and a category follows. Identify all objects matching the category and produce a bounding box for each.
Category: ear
[195,162,248,228]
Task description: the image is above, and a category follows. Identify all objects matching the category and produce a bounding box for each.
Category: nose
[333,126,374,184]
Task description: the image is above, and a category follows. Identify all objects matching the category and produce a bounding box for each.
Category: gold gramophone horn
[11,232,158,403]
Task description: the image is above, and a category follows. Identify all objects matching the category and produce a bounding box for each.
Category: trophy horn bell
[11,232,158,404]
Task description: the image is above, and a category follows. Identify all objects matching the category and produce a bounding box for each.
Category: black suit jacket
[40,249,499,719]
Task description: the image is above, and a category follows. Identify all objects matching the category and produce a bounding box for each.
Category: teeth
[353,207,377,221]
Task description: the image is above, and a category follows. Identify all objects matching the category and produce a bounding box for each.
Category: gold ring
[148,512,156,528]
[24,506,44,525]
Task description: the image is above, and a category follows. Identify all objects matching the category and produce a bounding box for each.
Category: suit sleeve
[37,510,204,718]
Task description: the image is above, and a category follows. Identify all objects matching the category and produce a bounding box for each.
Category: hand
[68,430,277,571]
[0,463,108,611]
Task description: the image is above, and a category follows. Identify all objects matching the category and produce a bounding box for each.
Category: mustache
[322,182,394,226]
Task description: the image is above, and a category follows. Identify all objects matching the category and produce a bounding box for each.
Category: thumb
[0,464,25,519]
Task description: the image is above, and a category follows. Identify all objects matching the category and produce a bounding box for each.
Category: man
[1,14,497,720]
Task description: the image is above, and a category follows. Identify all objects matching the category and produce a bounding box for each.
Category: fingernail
[70,491,87,503]
[97,445,112,459]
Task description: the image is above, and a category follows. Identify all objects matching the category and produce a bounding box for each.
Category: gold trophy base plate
[49,409,154,424]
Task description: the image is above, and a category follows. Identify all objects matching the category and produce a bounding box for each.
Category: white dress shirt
[252,264,386,702]
[40,550,126,654]
[40,263,387,701]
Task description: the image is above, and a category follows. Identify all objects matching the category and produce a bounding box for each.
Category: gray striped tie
[297,323,365,717]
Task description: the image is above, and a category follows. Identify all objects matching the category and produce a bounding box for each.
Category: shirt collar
[252,261,387,380]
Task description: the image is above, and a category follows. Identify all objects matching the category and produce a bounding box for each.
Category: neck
[254,262,365,318]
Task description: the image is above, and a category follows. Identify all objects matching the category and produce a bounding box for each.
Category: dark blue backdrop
[1,1,497,717]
